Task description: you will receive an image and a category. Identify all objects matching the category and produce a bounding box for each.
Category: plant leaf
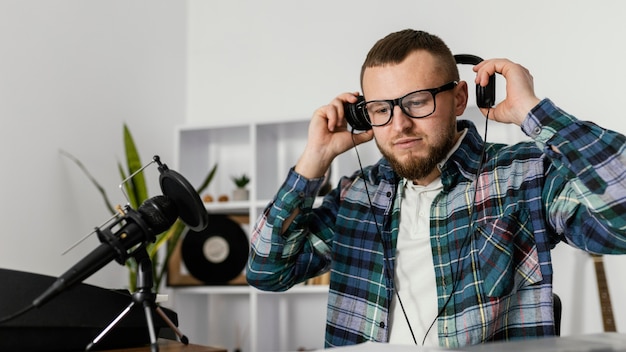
[123,124,149,208]
[59,149,116,215]
[117,161,136,209]
[197,163,218,193]
[154,219,186,287]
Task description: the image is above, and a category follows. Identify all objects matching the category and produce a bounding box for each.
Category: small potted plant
[231,173,250,201]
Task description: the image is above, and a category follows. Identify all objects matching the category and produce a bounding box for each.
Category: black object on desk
[0,268,178,351]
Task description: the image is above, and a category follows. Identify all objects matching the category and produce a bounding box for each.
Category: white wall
[186,0,626,339]
[0,0,187,291]
[1,0,624,345]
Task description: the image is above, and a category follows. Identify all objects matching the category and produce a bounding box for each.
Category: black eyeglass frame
[364,81,459,126]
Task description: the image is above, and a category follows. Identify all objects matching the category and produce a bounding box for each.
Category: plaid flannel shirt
[247,99,626,348]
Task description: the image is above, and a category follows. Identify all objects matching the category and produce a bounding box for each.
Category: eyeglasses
[364,81,458,127]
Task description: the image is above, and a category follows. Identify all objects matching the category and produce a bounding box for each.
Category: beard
[377,127,457,181]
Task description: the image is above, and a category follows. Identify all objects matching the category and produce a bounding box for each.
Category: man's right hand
[295,93,374,179]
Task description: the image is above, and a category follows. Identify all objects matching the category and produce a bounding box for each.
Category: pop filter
[155,156,209,232]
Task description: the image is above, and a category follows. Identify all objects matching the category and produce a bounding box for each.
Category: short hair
[360,29,459,88]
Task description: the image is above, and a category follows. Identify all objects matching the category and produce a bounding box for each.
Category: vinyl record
[181,214,249,284]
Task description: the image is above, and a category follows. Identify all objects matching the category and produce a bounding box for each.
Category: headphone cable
[351,132,418,345]
[421,108,491,345]
[348,108,490,346]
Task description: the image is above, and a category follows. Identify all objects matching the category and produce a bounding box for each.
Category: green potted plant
[231,173,250,201]
[61,123,217,293]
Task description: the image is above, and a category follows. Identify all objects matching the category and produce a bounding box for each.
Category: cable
[351,131,418,345]
[0,303,35,325]
[349,108,491,346]
[421,108,491,345]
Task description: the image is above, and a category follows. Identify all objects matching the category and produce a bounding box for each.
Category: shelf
[204,198,321,214]
[173,284,329,296]
[203,200,251,214]
[172,285,251,295]
[172,119,330,352]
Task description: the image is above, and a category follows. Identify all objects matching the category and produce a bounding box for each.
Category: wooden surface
[100,339,227,352]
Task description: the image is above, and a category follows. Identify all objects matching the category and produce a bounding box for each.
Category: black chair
[553,293,562,336]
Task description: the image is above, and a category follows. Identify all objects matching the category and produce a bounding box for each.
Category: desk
[317,333,626,351]
[463,333,626,352]
[101,339,227,352]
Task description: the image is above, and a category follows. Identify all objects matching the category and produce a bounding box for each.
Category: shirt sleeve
[522,98,626,253]
[246,167,334,291]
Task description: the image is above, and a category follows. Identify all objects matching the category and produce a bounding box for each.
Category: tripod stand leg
[142,301,159,352]
[85,247,189,351]
[86,301,135,351]
[155,305,189,344]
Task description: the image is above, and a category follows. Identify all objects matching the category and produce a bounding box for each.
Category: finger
[329,92,363,131]
[317,104,341,132]
[473,59,500,87]
[330,92,362,113]
[352,129,375,145]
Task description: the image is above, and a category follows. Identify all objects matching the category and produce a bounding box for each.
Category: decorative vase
[232,188,249,201]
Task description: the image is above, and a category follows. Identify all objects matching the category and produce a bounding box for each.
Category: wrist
[518,97,541,124]
[295,152,333,179]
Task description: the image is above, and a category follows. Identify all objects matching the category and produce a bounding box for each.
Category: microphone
[32,156,209,308]
[32,196,178,308]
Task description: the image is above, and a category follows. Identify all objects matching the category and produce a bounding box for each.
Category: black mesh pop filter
[156,157,209,232]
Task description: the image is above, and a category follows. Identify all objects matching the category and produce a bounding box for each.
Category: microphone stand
[85,246,188,352]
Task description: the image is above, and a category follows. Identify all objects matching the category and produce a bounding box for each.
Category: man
[246,29,626,348]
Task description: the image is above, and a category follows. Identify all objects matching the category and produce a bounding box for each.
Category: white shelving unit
[168,118,381,351]
[170,285,329,351]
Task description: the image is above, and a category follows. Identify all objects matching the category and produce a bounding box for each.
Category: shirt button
[379,321,385,328]
[533,126,542,136]
[386,192,392,197]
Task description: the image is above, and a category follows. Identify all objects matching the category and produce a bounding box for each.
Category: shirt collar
[438,128,468,172]
[439,119,486,190]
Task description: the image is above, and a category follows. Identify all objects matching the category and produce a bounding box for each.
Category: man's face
[362,50,468,183]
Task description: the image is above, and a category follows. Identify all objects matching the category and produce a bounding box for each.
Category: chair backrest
[553,293,562,336]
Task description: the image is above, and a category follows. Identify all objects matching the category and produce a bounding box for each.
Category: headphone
[454,54,496,108]
[345,54,496,131]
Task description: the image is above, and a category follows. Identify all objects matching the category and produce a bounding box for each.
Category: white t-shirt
[388,177,442,347]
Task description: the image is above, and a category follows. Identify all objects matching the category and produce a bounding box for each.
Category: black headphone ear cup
[344,96,372,131]
[476,74,496,108]
[454,54,496,108]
